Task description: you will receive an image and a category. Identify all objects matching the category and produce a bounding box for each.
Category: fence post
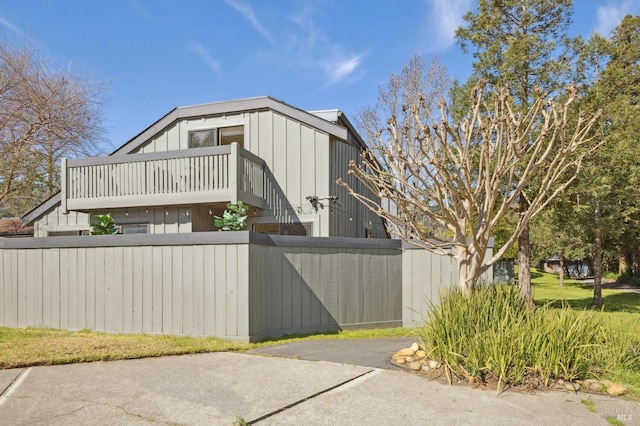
[230,142,239,204]
[61,158,68,214]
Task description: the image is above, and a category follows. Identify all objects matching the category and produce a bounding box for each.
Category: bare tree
[339,59,602,295]
[0,40,105,215]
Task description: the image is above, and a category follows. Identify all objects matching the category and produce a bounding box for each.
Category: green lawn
[531,269,640,400]
[0,325,415,370]
[531,269,640,337]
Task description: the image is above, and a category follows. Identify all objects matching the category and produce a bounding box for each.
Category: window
[189,125,244,148]
[252,222,311,236]
[120,224,149,234]
[189,129,217,148]
[47,230,90,237]
[252,223,280,235]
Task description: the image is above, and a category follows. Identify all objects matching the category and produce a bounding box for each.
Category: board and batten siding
[131,109,334,236]
[0,239,251,340]
[33,206,196,237]
[401,242,495,327]
[250,110,330,235]
[248,239,402,340]
[0,233,492,341]
[329,137,386,238]
[33,206,91,237]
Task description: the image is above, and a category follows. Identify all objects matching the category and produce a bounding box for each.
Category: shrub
[214,202,248,231]
[91,213,118,235]
[419,285,636,391]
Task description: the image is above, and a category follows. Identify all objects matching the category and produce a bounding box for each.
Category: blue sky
[0,0,638,152]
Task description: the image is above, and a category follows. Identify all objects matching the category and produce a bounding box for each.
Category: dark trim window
[120,224,149,234]
[252,222,311,236]
[189,125,244,148]
[47,230,90,237]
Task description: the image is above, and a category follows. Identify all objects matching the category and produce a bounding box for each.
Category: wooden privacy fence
[0,232,492,342]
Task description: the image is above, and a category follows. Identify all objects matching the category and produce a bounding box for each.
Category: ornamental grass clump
[419,285,637,391]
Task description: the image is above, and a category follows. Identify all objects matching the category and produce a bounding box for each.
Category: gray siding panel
[0,233,487,341]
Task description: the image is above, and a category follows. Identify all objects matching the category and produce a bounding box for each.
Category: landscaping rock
[564,382,580,392]
[405,356,415,363]
[395,348,416,357]
[428,360,441,369]
[606,384,627,397]
[588,381,604,392]
[410,342,420,351]
[392,357,406,365]
[415,350,427,359]
[408,361,422,371]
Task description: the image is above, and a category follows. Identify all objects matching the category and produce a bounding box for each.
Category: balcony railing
[61,143,266,213]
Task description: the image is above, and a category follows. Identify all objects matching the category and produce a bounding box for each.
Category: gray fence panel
[0,233,491,342]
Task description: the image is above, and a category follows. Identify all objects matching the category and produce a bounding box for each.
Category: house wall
[0,233,490,341]
[133,109,334,236]
[33,107,380,238]
[329,137,386,238]
[33,206,196,237]
[33,206,91,237]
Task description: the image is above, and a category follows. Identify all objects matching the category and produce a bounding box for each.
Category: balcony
[61,143,266,213]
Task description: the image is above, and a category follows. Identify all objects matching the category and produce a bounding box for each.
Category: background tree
[0,40,105,216]
[455,0,576,305]
[341,57,601,295]
[530,200,590,286]
[570,15,640,305]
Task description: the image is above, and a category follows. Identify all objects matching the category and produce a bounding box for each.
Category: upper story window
[189,125,244,148]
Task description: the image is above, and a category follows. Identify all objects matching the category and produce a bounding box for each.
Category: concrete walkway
[0,341,638,425]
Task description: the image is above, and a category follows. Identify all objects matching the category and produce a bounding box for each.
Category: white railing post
[61,158,68,214]
[230,142,239,204]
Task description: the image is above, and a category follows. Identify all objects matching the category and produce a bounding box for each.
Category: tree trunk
[518,196,534,309]
[619,253,628,275]
[592,202,603,308]
[559,253,565,287]
[455,246,475,297]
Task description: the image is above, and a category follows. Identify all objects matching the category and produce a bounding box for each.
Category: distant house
[0,218,33,237]
[22,97,386,239]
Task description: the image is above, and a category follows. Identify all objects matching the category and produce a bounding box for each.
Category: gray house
[22,97,386,239]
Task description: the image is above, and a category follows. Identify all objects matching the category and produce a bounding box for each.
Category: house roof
[112,96,349,156]
[0,218,34,236]
[21,96,359,227]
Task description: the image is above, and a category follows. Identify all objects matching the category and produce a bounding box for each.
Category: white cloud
[0,16,22,35]
[187,42,222,76]
[224,0,274,45]
[326,55,362,85]
[427,0,473,49]
[596,1,634,37]
[284,7,364,86]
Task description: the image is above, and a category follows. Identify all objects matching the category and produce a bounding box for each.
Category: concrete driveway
[0,344,638,425]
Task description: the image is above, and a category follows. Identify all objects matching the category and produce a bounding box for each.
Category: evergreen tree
[455,0,577,307]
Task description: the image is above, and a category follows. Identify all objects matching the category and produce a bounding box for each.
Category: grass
[582,398,597,413]
[531,269,640,348]
[0,325,416,370]
[0,327,249,369]
[531,269,640,400]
